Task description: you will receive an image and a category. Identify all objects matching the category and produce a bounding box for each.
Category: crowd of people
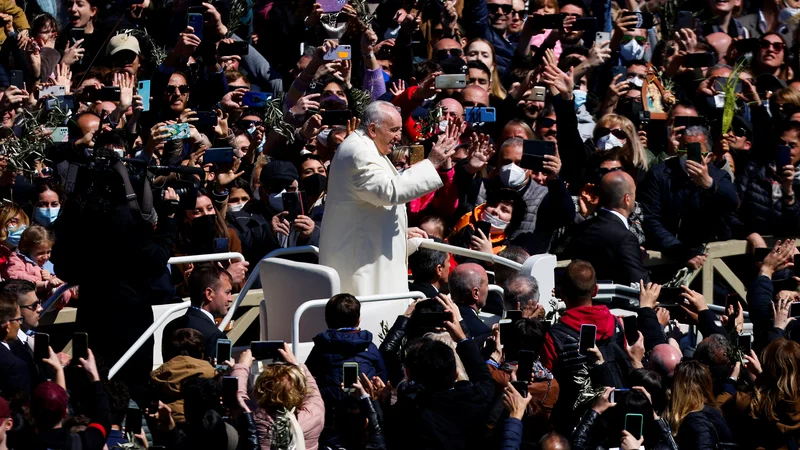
[0,0,796,447]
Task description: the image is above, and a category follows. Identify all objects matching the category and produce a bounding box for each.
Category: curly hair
[254,364,308,412]
[750,339,800,422]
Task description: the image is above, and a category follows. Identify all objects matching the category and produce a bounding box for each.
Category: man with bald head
[563,170,649,285]
[448,263,491,340]
[459,85,490,108]
[648,343,682,380]
[707,32,733,64]
[438,98,465,123]
[433,38,465,62]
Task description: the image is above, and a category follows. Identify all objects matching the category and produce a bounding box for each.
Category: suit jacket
[10,337,47,389]
[563,210,649,286]
[162,308,227,361]
[408,282,439,299]
[0,343,29,396]
[457,304,492,343]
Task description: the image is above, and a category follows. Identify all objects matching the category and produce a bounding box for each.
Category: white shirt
[17,329,27,345]
[192,306,215,324]
[1,342,9,350]
[602,208,630,230]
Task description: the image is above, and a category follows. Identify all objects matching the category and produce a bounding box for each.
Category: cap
[260,160,298,185]
[0,397,9,419]
[32,381,68,418]
[756,73,787,95]
[107,33,141,56]
[731,115,753,140]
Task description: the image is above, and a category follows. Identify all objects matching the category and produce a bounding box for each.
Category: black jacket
[563,210,649,286]
[32,381,112,450]
[457,304,492,343]
[10,337,49,390]
[162,307,227,361]
[408,282,439,299]
[571,409,678,450]
[0,343,29,397]
[675,406,733,450]
[735,159,800,237]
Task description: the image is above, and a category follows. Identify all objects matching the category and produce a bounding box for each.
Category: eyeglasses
[597,127,628,140]
[435,48,463,60]
[20,301,41,312]
[6,317,23,324]
[760,40,786,52]
[165,84,190,94]
[537,117,557,128]
[487,3,512,14]
[511,9,528,18]
[621,35,647,45]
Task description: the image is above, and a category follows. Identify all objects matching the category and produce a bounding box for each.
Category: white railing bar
[108,301,191,380]
[489,285,503,294]
[418,241,523,271]
[263,246,319,259]
[41,284,74,315]
[167,252,245,265]
[292,291,427,354]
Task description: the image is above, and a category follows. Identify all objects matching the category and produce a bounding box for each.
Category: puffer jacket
[150,355,216,423]
[476,178,547,240]
[571,409,678,450]
[735,160,800,236]
[305,329,387,407]
[675,406,733,450]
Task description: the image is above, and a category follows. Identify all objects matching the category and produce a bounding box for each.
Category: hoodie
[150,355,216,423]
[539,305,619,371]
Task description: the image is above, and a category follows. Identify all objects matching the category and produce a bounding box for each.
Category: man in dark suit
[1,280,48,389]
[448,263,491,342]
[564,170,649,286]
[0,295,29,397]
[162,265,232,362]
[408,241,450,299]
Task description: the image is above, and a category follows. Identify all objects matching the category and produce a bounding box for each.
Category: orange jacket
[451,204,508,255]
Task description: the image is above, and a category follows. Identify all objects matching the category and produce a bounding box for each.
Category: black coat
[676,406,733,450]
[457,304,492,342]
[408,282,439,299]
[10,338,48,390]
[162,308,227,362]
[0,343,29,397]
[735,160,800,236]
[563,210,649,286]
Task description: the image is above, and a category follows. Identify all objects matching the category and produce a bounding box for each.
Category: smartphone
[46,127,69,143]
[465,106,497,123]
[510,380,529,398]
[637,110,651,128]
[39,85,66,99]
[791,302,800,318]
[162,123,191,141]
[137,80,150,112]
[34,332,49,362]
[737,333,752,353]
[320,110,353,126]
[222,375,238,406]
[409,144,424,165]
[195,111,218,127]
[517,349,535,382]
[659,303,689,323]
[70,27,84,44]
[203,147,234,164]
[520,139,556,172]
[578,324,596,355]
[735,38,760,55]
[323,45,352,61]
[712,77,743,93]
[216,339,232,363]
[611,388,629,403]
[595,31,610,45]
[343,362,359,391]
[125,408,142,434]
[622,11,654,28]
[414,311,450,329]
[213,237,228,253]
[97,86,121,101]
[219,41,250,57]
[319,0,347,13]
[282,191,306,222]
[676,11,695,30]
[532,86,546,102]
[684,52,717,68]
[242,91,271,108]
[149,398,160,414]
[611,65,627,83]
[9,70,23,90]
[687,142,703,163]
[572,17,597,31]
[777,145,792,167]
[73,332,88,361]
[187,13,204,40]
[475,220,492,238]
[250,340,284,360]
[623,315,639,345]
[530,14,565,30]
[673,115,705,130]
[505,310,523,321]
[435,74,467,89]
[726,293,741,318]
[625,413,644,440]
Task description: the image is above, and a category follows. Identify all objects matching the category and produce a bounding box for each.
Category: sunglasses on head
[487,3,512,14]
[436,48,463,59]
[620,35,647,45]
[760,40,785,52]
[165,84,189,94]
[597,127,628,140]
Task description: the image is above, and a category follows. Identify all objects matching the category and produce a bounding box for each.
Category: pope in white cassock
[320,100,459,297]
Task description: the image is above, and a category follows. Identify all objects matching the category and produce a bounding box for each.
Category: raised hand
[61,38,85,66]
[465,133,494,174]
[428,120,460,168]
[389,79,406,97]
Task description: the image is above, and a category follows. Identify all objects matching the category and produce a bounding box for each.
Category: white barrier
[168,252,244,265]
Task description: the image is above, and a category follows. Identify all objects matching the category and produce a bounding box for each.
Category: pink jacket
[232,363,325,450]
[409,165,458,224]
[3,251,42,283]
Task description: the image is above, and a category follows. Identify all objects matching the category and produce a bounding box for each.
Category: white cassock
[320,130,443,297]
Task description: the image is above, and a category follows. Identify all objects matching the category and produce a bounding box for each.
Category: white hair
[358,101,397,132]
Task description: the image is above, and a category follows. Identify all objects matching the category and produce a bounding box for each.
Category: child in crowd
[2,225,71,306]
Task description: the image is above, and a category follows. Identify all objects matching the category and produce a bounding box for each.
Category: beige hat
[107,33,140,56]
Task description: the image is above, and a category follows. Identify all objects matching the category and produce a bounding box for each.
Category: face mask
[620,39,646,61]
[499,163,527,188]
[114,149,125,158]
[34,207,59,226]
[779,1,800,24]
[481,210,509,231]
[5,225,25,247]
[253,188,261,201]
[627,76,644,88]
[228,203,245,213]
[268,189,286,211]
[616,99,643,123]
[596,133,625,151]
[573,90,588,110]
[706,92,726,110]
[302,173,328,201]
[439,120,449,133]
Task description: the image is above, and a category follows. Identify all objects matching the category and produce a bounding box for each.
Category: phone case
[187,13,204,40]
[319,0,347,13]
[595,31,610,43]
[242,92,271,108]
[343,362,359,390]
[323,45,352,60]
[39,85,66,99]
[138,80,150,112]
[434,74,467,89]
[47,127,69,143]
[164,123,191,141]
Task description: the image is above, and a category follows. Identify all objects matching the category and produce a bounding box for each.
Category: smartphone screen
[737,334,751,352]
[474,220,492,238]
[517,350,535,383]
[611,388,629,403]
[73,332,88,361]
[510,380,529,397]
[216,339,232,362]
[250,341,284,361]
[34,332,50,362]
[125,408,143,434]
[203,147,234,164]
[726,294,741,317]
[791,302,800,318]
[505,310,523,321]
[625,413,644,440]
[778,145,792,168]
[623,315,638,345]
[222,376,238,406]
[578,324,596,355]
[687,142,703,163]
[282,191,306,222]
[343,362,358,389]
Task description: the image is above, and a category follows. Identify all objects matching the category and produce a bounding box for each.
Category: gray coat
[476,179,548,239]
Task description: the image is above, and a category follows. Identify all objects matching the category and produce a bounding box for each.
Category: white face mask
[229,203,245,213]
[499,163,527,188]
[713,92,726,109]
[439,120,449,133]
[481,210,508,231]
[620,38,646,61]
[779,0,800,24]
[268,189,286,211]
[627,76,644,88]
[596,133,625,151]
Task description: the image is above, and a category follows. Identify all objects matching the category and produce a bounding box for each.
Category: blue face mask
[382,70,391,83]
[5,225,26,247]
[574,90,588,110]
[34,207,60,226]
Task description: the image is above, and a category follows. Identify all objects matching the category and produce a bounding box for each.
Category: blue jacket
[306,329,387,406]
[461,0,517,80]
[735,160,800,237]
[639,157,739,262]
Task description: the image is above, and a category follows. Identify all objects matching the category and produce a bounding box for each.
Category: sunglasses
[20,301,41,312]
[487,3,511,14]
[511,9,528,18]
[760,40,786,52]
[165,84,190,94]
[436,48,463,59]
[620,35,647,45]
[537,117,557,128]
[597,127,628,140]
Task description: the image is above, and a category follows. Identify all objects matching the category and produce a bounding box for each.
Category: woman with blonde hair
[0,203,29,251]
[593,114,650,173]
[424,331,469,381]
[465,38,507,100]
[665,360,733,449]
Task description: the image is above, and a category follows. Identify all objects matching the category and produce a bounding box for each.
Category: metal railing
[168,252,245,266]
[41,284,75,315]
[292,291,427,354]
[418,240,523,270]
